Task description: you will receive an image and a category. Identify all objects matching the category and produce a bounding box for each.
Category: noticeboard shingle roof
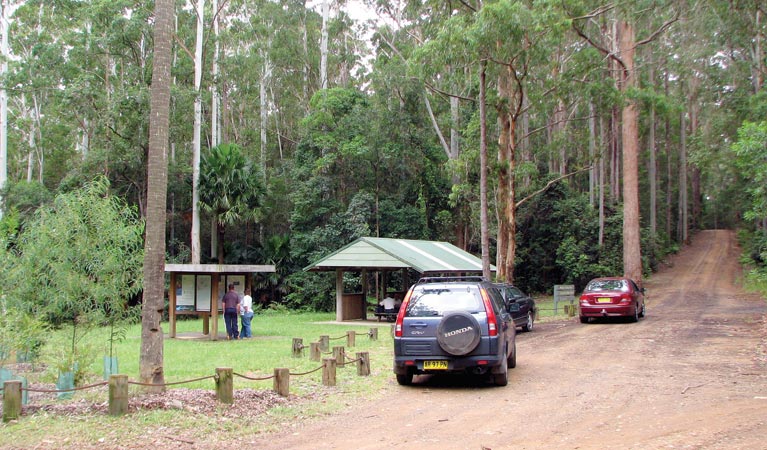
[304,237,494,274]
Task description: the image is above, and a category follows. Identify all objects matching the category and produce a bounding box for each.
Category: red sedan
[578,277,646,323]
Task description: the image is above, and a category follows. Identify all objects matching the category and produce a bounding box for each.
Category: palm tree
[198,143,264,263]
[139,0,174,391]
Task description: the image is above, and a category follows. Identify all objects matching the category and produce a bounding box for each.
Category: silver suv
[393,276,516,386]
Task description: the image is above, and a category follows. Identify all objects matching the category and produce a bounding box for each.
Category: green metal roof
[304,237,494,274]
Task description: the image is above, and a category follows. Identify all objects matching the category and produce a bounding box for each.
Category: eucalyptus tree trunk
[0,0,11,219]
[320,0,329,89]
[648,57,657,241]
[260,51,273,171]
[211,0,220,148]
[618,20,642,285]
[479,60,491,280]
[191,0,204,264]
[496,64,518,283]
[678,106,688,244]
[588,101,596,206]
[140,0,174,391]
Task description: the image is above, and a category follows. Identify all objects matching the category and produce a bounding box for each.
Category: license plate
[596,297,612,303]
[423,360,448,370]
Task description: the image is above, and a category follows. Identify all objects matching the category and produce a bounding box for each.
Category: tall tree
[140,0,174,390]
[0,0,12,219]
[191,0,204,263]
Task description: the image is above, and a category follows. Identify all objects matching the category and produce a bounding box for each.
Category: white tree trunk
[0,0,12,219]
[191,0,204,264]
[260,56,272,171]
[320,0,329,89]
[211,0,220,148]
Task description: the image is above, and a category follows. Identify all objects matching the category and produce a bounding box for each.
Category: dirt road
[251,230,767,449]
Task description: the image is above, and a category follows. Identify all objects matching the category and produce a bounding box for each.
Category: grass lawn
[0,311,397,447]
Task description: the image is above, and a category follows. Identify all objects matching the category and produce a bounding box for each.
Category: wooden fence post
[215,367,234,404]
[310,342,321,361]
[319,335,329,352]
[346,331,355,347]
[292,338,304,358]
[322,358,337,387]
[108,374,129,416]
[369,328,378,341]
[356,352,370,376]
[273,368,290,397]
[2,380,21,422]
[333,346,346,367]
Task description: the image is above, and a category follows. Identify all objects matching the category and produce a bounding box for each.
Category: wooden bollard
[319,335,329,352]
[346,331,356,347]
[356,352,370,376]
[2,380,22,422]
[333,346,346,367]
[292,338,304,358]
[273,368,289,397]
[108,374,129,416]
[369,328,378,341]
[310,342,321,361]
[322,358,337,387]
[215,367,234,404]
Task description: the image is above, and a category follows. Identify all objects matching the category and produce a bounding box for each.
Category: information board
[196,275,212,311]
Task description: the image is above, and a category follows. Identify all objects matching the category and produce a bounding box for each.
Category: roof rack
[416,276,488,284]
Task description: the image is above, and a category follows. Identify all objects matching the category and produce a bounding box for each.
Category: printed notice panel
[177,275,196,306]
[196,275,212,311]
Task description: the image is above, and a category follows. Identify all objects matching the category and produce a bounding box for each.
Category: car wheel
[639,302,646,318]
[522,311,534,332]
[493,351,508,386]
[579,316,589,324]
[396,372,413,386]
[436,311,481,356]
[507,341,516,369]
[630,305,639,322]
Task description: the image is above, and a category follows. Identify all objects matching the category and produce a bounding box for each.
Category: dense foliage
[1,0,766,311]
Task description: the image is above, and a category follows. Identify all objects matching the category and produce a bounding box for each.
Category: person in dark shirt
[222,284,241,340]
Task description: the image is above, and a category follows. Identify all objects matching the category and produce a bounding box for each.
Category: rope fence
[2,326,385,423]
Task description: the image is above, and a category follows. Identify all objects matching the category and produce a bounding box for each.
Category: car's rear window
[585,279,628,292]
[405,286,484,317]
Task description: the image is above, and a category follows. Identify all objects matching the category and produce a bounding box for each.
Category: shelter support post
[211,275,220,341]
[336,269,344,322]
[169,272,177,338]
[361,269,368,320]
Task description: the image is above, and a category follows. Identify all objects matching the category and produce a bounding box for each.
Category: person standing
[240,288,254,338]
[222,284,241,340]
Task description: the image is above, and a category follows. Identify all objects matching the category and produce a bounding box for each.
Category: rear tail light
[394,288,413,337]
[480,288,498,336]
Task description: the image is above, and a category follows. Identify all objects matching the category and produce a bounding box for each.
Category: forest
[1,0,767,316]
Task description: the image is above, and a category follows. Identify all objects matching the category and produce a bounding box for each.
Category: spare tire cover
[436,311,481,356]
